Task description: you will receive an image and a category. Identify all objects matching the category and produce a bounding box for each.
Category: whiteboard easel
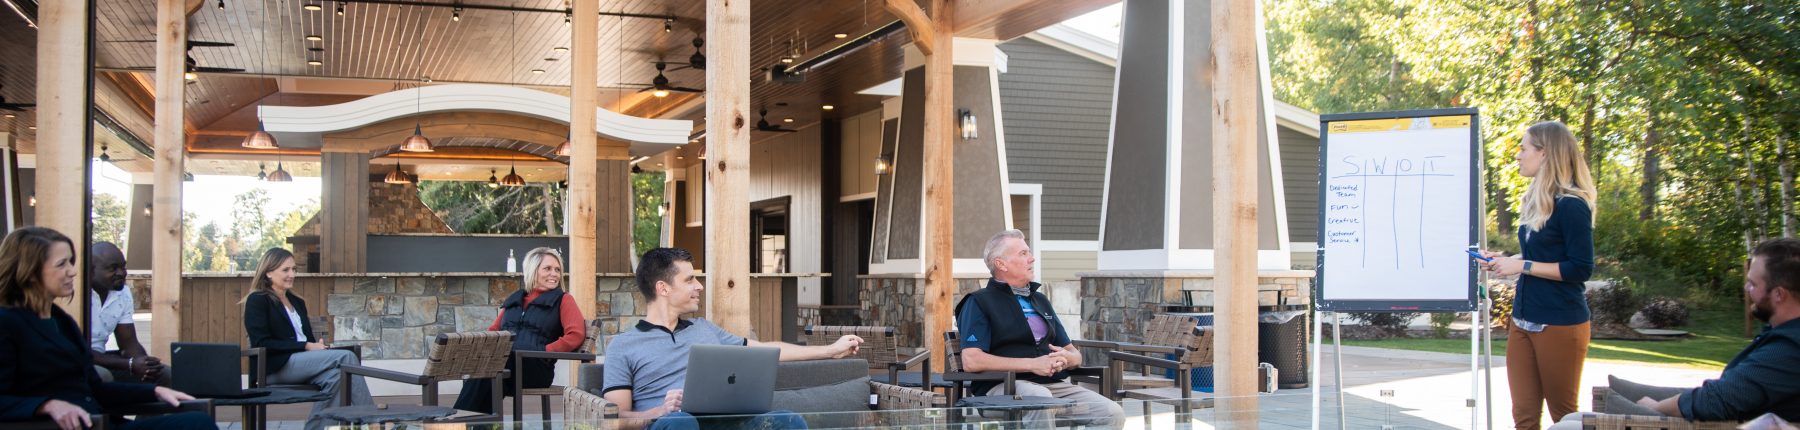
[1308,108,1493,430]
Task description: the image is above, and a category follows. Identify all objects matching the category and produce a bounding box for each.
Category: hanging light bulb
[216,0,224,10]
[487,169,500,188]
[256,162,268,181]
[335,2,344,15]
[451,7,461,22]
[97,144,110,162]
[267,161,293,182]
[652,89,670,98]
[663,19,673,33]
[384,161,412,184]
[184,70,198,81]
[563,12,571,26]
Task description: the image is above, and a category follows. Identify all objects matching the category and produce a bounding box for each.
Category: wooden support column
[570,0,600,320]
[1211,0,1261,422]
[149,0,187,358]
[319,152,369,272]
[38,0,90,319]
[886,0,953,373]
[704,0,752,335]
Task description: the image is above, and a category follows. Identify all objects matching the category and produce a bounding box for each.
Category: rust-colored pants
[1508,321,1591,430]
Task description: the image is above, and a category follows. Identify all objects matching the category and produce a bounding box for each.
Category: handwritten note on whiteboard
[1318,113,1478,309]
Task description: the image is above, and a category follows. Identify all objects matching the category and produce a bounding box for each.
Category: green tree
[418,181,566,235]
[89,193,129,248]
[632,172,665,255]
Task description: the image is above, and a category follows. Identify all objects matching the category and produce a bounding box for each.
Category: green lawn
[1344,306,1754,370]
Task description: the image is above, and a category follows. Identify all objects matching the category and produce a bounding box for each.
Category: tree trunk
[1640,107,1661,221]
[1581,94,1597,163]
[542,184,557,235]
[1746,117,1769,241]
[1496,185,1515,234]
[1782,133,1794,238]
[1527,0,1546,109]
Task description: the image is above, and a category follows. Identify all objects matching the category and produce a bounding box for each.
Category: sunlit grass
[1344,306,1752,371]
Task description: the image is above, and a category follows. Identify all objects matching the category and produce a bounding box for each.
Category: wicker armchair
[328,331,517,423]
[803,325,941,390]
[1580,387,1743,430]
[1093,314,1214,415]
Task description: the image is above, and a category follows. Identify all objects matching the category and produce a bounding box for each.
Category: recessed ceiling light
[553,47,569,53]
[2,113,12,118]
[307,59,323,66]
[783,117,794,123]
[305,35,323,42]
[834,33,848,39]
[656,163,664,167]
[530,69,545,74]
[303,3,322,11]
[822,105,834,110]
[27,126,35,130]
[676,156,684,160]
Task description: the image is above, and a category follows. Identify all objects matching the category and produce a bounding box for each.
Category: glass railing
[325,391,1478,429]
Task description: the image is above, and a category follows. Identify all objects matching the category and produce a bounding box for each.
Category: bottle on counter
[506,249,518,272]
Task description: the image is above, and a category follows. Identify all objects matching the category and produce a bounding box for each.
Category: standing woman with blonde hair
[241,247,372,430]
[1480,121,1598,429]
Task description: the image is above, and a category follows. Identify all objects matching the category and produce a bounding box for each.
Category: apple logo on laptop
[728,373,737,385]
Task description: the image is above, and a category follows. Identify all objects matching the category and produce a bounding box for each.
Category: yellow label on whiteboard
[1329,115,1472,134]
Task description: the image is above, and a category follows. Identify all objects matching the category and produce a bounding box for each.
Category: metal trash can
[1258,307,1309,389]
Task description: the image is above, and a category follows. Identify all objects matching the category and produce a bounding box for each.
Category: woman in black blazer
[241,248,371,430]
[0,227,215,430]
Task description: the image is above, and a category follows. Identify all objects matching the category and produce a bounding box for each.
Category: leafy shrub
[1430,313,1458,338]
[1638,297,1690,328]
[1586,279,1641,326]
[1348,312,1421,335]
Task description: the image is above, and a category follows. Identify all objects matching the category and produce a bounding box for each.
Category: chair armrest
[329,344,362,358]
[1107,350,1185,371]
[516,350,598,362]
[340,364,429,385]
[563,386,620,429]
[1115,343,1185,356]
[886,350,931,391]
[891,350,930,369]
[109,399,212,417]
[1070,340,1121,350]
[1066,366,1107,377]
[941,371,1008,382]
[1593,386,1615,414]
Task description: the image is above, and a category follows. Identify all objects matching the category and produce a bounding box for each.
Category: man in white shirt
[88,242,168,384]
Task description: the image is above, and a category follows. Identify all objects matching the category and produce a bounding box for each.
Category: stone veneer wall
[323,275,645,359]
[857,275,989,349]
[1077,271,1314,345]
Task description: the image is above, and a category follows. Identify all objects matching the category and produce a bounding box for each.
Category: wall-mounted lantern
[958,109,978,141]
[875,153,893,176]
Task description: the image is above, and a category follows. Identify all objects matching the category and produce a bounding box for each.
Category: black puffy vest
[499,289,566,388]
[954,279,1069,394]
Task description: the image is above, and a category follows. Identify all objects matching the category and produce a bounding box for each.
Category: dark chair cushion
[773,359,869,390]
[872,371,954,388]
[1609,375,1687,403]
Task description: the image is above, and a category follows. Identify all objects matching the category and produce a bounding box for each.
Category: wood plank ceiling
[1,0,1111,175]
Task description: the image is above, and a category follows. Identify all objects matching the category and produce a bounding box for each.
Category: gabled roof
[1021,24,1320,137]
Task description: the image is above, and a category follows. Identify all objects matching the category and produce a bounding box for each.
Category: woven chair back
[575,319,606,355]
[1143,314,1214,367]
[422,331,515,379]
[805,325,900,367]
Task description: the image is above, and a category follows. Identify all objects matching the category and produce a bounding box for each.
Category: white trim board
[1098,248,1294,271]
[1038,240,1100,252]
[869,258,991,276]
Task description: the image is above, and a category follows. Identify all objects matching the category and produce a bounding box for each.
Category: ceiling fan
[0,83,32,112]
[113,40,245,77]
[624,62,703,97]
[755,106,798,133]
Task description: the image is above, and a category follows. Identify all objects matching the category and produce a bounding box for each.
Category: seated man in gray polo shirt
[603,248,865,430]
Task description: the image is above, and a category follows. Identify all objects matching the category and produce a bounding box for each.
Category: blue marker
[1466,249,1493,262]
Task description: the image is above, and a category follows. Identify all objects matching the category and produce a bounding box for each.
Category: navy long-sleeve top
[1513,195,1595,325]
[1678,318,1800,421]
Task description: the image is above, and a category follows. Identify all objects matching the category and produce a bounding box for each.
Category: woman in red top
[453,247,585,414]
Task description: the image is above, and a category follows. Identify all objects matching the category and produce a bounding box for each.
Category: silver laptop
[681,344,780,415]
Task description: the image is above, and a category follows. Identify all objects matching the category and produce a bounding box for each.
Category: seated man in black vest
[955,229,1125,428]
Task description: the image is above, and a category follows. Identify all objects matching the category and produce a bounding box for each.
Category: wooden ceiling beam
[885,0,936,55]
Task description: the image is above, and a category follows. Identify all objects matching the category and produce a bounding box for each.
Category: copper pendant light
[499,165,525,187]
[242,127,278,149]
[398,124,434,152]
[555,134,571,157]
[266,161,293,182]
[384,161,411,184]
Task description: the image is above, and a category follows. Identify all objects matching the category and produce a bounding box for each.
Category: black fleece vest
[955,280,1069,394]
